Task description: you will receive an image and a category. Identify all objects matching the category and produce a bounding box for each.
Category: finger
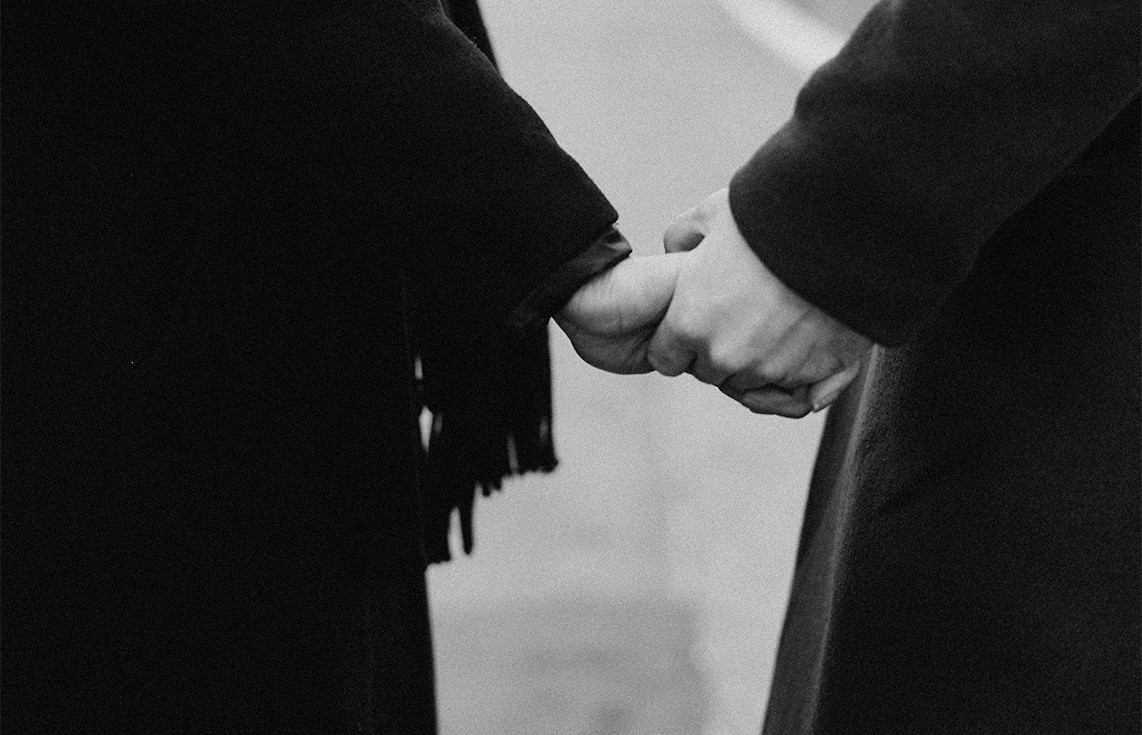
[663,208,708,253]
[719,362,796,395]
[594,253,682,332]
[646,321,697,377]
[686,355,733,387]
[717,339,846,396]
[808,361,862,412]
[611,335,657,375]
[719,383,746,402]
[734,385,814,418]
[556,254,681,338]
[686,339,743,386]
[663,188,727,253]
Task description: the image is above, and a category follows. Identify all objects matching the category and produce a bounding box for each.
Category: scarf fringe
[409,1,550,565]
[414,323,558,564]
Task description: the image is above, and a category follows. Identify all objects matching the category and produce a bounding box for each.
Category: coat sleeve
[227,1,618,335]
[728,0,1140,346]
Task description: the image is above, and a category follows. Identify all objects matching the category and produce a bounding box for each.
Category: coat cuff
[505,227,632,331]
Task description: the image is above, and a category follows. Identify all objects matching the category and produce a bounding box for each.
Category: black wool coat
[727,1,1140,732]
[1,3,617,732]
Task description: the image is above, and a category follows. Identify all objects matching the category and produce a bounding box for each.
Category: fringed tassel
[405,0,555,563]
[414,322,558,564]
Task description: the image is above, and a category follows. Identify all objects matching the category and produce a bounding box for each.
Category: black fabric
[725,1,1140,732]
[414,225,629,561]
[442,0,498,66]
[507,227,632,331]
[730,0,1140,346]
[1,2,616,730]
[413,312,562,563]
[413,227,629,562]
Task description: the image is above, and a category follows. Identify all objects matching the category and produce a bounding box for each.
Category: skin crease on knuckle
[718,383,745,402]
[789,348,841,388]
[705,340,750,382]
[746,356,794,390]
[689,362,727,387]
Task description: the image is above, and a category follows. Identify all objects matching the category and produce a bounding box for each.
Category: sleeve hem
[505,227,632,331]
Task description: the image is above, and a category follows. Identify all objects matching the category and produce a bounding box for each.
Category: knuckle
[707,343,741,375]
[673,315,706,347]
[646,348,677,376]
[759,367,790,388]
[648,341,691,377]
[784,404,813,419]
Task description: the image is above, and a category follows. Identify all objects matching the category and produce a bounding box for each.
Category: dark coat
[727,1,1140,732]
[0,3,616,732]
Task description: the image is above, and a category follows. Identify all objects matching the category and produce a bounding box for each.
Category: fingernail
[812,392,839,413]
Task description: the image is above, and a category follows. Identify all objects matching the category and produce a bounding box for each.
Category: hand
[555,254,681,374]
[649,188,871,416]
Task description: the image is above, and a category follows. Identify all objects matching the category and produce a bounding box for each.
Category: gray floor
[429,2,870,733]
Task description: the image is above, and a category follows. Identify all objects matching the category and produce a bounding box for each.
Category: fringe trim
[414,323,558,564]
[411,1,548,564]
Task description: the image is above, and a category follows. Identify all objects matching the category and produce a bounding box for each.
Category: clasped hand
[556,189,871,417]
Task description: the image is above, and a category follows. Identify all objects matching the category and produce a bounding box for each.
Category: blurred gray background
[429,2,871,733]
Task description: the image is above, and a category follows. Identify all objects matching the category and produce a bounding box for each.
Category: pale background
[429,2,871,733]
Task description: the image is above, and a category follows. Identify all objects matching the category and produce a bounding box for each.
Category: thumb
[808,360,862,412]
[591,254,681,332]
[664,188,729,253]
[662,198,712,252]
[664,210,707,253]
[558,254,680,337]
[646,317,695,377]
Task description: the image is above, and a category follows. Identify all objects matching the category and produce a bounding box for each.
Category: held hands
[555,254,681,374]
[556,189,871,416]
[651,188,871,416]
